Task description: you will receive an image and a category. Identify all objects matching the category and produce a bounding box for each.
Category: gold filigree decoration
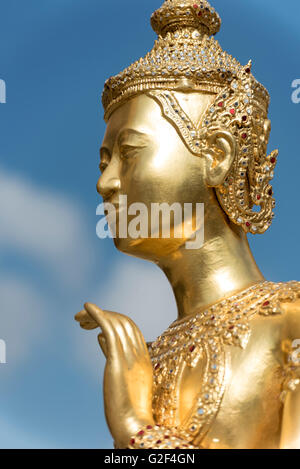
[125,425,197,449]
[147,90,207,155]
[102,1,269,121]
[148,281,300,445]
[281,338,300,403]
[151,0,221,37]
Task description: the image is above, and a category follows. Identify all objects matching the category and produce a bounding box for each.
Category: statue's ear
[203,130,237,187]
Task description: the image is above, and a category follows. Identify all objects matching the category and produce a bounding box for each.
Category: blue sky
[0,0,299,449]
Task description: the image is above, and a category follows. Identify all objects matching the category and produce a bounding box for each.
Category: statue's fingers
[133,328,149,356]
[120,316,147,352]
[84,303,121,359]
[109,314,148,361]
[80,321,99,331]
[84,303,106,324]
[75,309,99,330]
[115,320,138,360]
[127,320,149,356]
[75,309,89,322]
[117,316,141,350]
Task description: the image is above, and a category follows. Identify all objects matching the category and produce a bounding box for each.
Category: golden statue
[75,0,300,449]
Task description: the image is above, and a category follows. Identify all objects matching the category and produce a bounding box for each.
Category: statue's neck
[157,207,264,321]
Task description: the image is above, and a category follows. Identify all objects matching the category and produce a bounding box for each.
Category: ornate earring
[200,64,278,234]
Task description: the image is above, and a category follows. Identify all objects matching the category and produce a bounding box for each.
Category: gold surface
[75,0,300,449]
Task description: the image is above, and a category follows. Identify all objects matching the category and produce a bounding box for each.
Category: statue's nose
[97,174,121,200]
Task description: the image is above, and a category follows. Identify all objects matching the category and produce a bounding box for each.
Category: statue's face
[98,94,213,260]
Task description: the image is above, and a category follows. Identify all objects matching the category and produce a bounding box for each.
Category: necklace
[148,280,300,443]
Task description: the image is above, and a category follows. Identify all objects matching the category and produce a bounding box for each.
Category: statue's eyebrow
[100,129,149,160]
[118,128,150,146]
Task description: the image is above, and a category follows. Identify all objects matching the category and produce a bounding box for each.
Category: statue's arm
[75,304,198,449]
[280,299,300,449]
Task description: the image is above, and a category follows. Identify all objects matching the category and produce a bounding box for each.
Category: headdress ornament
[102,0,278,235]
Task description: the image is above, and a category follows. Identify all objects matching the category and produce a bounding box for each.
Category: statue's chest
[149,333,228,442]
[148,282,300,447]
[149,317,286,448]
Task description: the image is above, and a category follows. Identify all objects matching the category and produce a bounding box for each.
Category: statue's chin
[113,235,190,262]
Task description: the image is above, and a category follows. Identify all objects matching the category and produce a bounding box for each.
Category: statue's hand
[75,303,155,448]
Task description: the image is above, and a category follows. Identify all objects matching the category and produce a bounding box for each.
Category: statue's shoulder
[256,281,300,337]
[274,281,300,336]
[255,281,300,315]
[276,281,300,310]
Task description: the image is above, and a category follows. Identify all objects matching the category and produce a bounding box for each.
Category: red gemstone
[138,430,145,436]
[156,440,162,444]
[270,157,276,164]
[242,115,247,121]
[189,345,195,352]
[218,102,224,107]
[263,301,270,307]
[256,195,261,200]
[242,133,247,139]
[211,316,215,320]
[268,188,273,196]
[198,11,202,16]
[230,109,235,115]
[246,222,251,227]
[130,439,135,445]
[245,68,251,74]
[164,435,170,439]
[193,4,199,8]
[154,363,160,370]
[229,325,235,330]
[146,425,153,430]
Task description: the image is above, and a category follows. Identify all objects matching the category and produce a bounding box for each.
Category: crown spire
[102,0,269,122]
[151,0,221,38]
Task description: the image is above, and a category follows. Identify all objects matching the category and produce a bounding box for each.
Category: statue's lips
[102,198,126,217]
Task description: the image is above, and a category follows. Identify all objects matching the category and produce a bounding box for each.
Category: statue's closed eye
[119,144,143,160]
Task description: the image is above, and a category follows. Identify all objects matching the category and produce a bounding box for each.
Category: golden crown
[102,0,269,121]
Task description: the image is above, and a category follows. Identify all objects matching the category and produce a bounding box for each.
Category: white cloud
[98,257,177,342]
[0,167,93,286]
[0,276,48,369]
[0,167,177,398]
[74,256,177,380]
[0,166,99,375]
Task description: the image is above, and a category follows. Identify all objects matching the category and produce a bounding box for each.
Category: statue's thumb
[98,333,108,358]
